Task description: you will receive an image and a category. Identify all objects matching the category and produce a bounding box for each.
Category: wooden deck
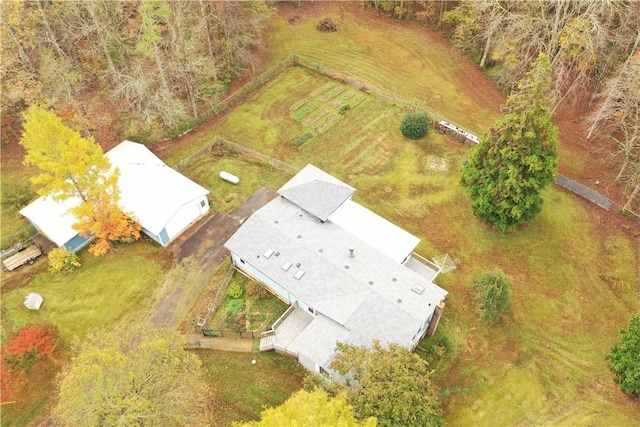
[404,255,440,282]
[259,307,314,354]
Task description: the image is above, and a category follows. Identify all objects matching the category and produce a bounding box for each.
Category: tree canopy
[52,323,212,426]
[20,105,140,255]
[471,269,513,325]
[330,341,443,427]
[1,0,270,136]
[400,111,430,140]
[235,389,377,427]
[460,53,559,232]
[606,314,640,396]
[444,0,640,102]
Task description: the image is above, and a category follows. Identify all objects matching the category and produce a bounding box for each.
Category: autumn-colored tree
[47,248,81,273]
[329,341,443,427]
[19,106,140,255]
[71,200,140,256]
[5,324,58,367]
[0,1,42,109]
[52,323,213,426]
[0,353,27,403]
[2,1,269,139]
[460,54,558,232]
[235,389,377,427]
[445,0,640,103]
[587,44,640,211]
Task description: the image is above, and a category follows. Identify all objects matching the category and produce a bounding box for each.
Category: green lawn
[196,350,306,426]
[265,3,505,133]
[196,58,638,424]
[1,239,167,342]
[0,3,638,426]
[182,154,291,214]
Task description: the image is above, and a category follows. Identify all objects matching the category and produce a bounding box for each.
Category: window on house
[240,258,245,264]
[308,307,315,315]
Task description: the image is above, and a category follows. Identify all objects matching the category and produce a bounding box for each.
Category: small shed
[24,292,44,310]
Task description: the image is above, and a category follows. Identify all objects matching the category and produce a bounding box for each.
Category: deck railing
[408,252,442,280]
[269,302,298,333]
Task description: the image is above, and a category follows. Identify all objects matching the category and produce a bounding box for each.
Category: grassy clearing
[205,60,639,424]
[1,239,167,342]
[265,3,505,133]
[182,154,291,214]
[196,350,306,425]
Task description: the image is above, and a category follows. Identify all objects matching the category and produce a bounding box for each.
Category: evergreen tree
[460,53,558,232]
[606,314,640,395]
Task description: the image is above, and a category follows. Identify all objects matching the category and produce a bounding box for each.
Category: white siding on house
[297,353,318,373]
[231,253,289,303]
[164,198,206,240]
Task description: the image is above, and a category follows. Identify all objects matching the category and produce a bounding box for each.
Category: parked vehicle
[2,245,42,271]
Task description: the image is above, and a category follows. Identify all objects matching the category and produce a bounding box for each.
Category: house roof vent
[411,284,425,295]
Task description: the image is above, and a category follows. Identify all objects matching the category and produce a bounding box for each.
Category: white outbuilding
[20,141,210,251]
[24,292,44,310]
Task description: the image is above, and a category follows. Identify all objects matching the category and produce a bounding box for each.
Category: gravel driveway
[149,188,277,328]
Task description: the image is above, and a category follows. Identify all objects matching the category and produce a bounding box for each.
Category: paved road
[149,188,277,328]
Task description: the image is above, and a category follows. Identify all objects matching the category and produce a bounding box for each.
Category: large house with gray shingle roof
[224,164,447,375]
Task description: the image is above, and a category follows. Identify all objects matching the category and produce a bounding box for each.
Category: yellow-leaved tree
[234,388,377,427]
[19,105,140,256]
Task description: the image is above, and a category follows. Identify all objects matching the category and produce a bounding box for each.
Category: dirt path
[149,188,277,328]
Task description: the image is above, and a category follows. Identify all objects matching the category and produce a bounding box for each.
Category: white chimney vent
[349,247,355,258]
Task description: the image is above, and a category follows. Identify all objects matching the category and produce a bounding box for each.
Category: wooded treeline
[2,0,638,210]
[1,0,271,140]
[366,0,640,210]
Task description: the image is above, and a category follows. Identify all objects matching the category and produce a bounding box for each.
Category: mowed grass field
[0,3,637,426]
[265,2,505,134]
[206,40,639,426]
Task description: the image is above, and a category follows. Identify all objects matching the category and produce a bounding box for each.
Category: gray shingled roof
[224,190,448,369]
[277,164,355,221]
[279,180,355,222]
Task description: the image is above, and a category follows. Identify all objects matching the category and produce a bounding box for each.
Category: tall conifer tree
[461,53,559,232]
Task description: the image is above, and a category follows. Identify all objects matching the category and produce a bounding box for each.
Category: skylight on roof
[411,284,425,295]
[295,270,305,280]
[264,249,274,258]
[282,262,292,271]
